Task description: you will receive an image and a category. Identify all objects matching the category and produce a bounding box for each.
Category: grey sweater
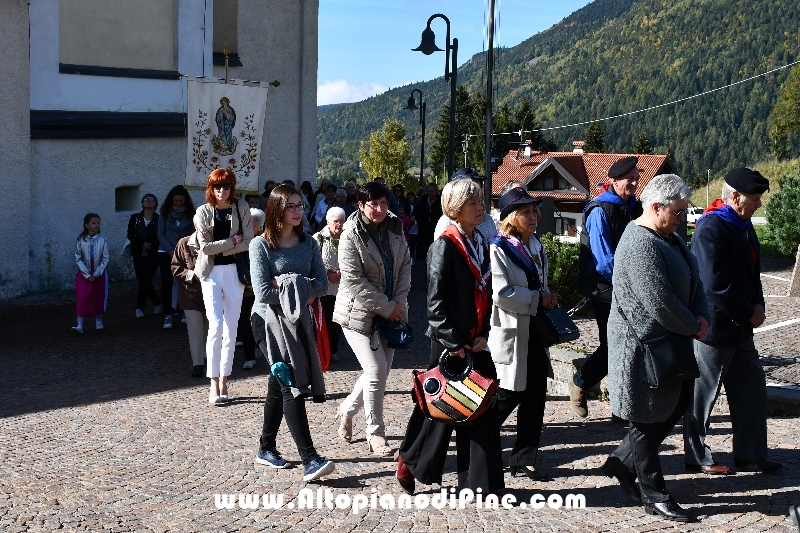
[608,223,709,423]
[249,235,328,321]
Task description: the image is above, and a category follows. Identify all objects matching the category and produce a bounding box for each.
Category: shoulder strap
[233,202,243,236]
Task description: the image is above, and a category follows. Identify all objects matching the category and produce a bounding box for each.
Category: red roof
[491,150,674,200]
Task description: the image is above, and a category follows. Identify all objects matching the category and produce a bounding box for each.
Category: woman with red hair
[191,168,253,405]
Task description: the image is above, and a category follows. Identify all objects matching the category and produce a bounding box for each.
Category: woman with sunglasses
[333,181,411,456]
[191,169,253,405]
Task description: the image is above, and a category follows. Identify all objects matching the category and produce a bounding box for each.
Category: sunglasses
[212,183,232,191]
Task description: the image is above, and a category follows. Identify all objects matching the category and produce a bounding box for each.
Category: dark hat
[607,156,639,178]
[724,167,770,194]
[450,167,486,181]
[498,187,542,221]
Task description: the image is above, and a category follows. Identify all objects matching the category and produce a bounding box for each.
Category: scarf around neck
[697,198,756,263]
[441,224,490,342]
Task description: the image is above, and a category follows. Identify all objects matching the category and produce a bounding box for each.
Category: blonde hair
[441,179,483,219]
[498,203,540,240]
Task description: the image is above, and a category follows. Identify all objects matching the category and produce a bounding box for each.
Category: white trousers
[200,264,244,378]
[184,309,209,366]
[341,328,395,438]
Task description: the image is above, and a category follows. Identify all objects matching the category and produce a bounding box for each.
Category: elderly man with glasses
[683,168,781,475]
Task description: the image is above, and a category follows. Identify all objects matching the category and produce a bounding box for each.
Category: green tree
[632,131,653,154]
[492,102,515,159]
[768,65,800,161]
[584,122,605,153]
[766,171,800,256]
[429,85,474,180]
[514,98,545,150]
[358,119,410,184]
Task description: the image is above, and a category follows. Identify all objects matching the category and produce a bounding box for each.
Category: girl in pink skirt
[73,213,109,334]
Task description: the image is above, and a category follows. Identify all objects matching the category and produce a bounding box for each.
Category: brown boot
[569,381,588,418]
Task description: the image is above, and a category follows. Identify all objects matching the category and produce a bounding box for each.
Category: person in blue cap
[572,156,642,417]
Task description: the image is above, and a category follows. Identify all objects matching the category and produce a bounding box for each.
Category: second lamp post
[403,89,426,189]
[413,13,457,179]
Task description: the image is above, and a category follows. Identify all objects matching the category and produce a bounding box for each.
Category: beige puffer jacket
[333,210,411,336]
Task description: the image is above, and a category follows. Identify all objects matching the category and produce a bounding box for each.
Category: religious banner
[186,77,269,194]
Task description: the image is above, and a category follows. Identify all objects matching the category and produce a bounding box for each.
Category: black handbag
[232,204,251,286]
[372,317,414,350]
[532,305,581,347]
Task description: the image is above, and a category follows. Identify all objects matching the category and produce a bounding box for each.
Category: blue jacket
[693,210,763,345]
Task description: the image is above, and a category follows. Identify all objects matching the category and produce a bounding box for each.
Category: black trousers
[259,375,317,464]
[496,335,549,468]
[398,339,505,492]
[611,381,693,503]
[157,252,175,314]
[320,295,342,355]
[573,298,611,389]
[251,311,317,463]
[132,253,161,310]
[238,296,256,361]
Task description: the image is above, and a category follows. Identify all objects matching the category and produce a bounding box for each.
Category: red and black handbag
[412,350,499,425]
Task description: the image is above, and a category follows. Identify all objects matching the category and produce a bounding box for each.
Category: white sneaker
[135,309,145,319]
[163,315,173,329]
[71,326,84,335]
[243,359,256,370]
[153,305,164,315]
[95,319,104,330]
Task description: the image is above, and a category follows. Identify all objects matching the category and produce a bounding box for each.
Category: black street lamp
[403,90,426,188]
[413,14,457,179]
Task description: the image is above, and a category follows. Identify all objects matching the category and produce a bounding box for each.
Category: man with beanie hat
[571,156,642,417]
[683,167,781,474]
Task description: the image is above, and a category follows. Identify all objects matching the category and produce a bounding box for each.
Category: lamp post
[413,14,458,179]
[403,90,426,189]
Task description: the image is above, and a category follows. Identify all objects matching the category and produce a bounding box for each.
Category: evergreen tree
[766,171,800,255]
[584,122,605,153]
[492,102,514,159]
[633,131,653,154]
[358,119,410,184]
[513,98,545,150]
[768,65,800,161]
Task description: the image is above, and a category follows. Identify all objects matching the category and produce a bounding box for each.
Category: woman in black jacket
[127,193,163,318]
[396,179,504,495]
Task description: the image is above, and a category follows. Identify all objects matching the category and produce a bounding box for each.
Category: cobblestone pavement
[2,272,800,532]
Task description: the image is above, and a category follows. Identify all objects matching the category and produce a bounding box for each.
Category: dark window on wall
[554,217,571,236]
[213,0,241,66]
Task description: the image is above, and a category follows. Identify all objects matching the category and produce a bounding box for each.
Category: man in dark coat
[683,167,781,474]
[570,156,642,417]
[414,182,442,260]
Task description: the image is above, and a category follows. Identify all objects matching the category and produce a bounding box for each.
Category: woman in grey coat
[603,174,709,522]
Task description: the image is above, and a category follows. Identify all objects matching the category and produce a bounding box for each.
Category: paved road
[1,275,799,532]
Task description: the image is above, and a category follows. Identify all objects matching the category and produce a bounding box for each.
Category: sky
[317,0,595,106]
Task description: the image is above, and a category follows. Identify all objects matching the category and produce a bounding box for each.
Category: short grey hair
[441,179,482,219]
[721,182,735,203]
[639,174,691,209]
[335,188,347,197]
[249,208,265,229]
[326,206,346,222]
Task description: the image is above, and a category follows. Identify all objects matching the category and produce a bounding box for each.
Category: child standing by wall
[73,213,109,334]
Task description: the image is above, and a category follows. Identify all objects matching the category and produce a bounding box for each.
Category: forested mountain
[318,0,800,185]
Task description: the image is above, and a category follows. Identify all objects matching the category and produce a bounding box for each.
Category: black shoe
[643,498,693,522]
[510,465,550,481]
[601,456,641,504]
[734,458,782,472]
[192,365,204,377]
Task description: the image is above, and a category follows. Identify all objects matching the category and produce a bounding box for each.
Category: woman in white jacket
[192,168,253,405]
[487,186,558,482]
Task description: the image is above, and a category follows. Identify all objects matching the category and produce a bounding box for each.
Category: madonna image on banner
[186,77,269,194]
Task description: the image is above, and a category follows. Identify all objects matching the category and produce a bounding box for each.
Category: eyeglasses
[212,183,232,191]
[285,202,305,211]
[365,201,389,210]
[663,206,688,219]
